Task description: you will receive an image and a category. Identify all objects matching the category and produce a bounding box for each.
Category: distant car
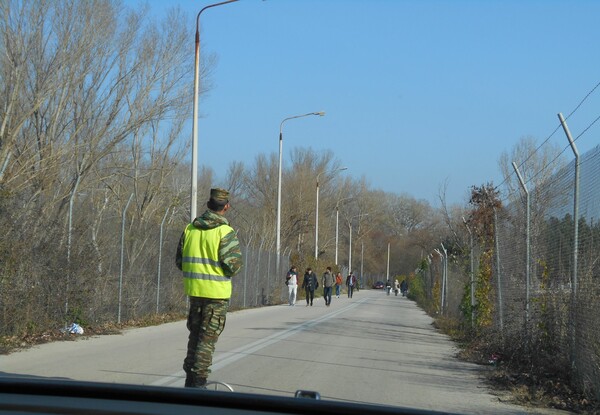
[372,281,385,289]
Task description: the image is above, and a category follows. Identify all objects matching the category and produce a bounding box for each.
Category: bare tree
[0,0,216,329]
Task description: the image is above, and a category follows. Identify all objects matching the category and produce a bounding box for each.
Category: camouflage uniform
[176,188,243,388]
[183,297,228,386]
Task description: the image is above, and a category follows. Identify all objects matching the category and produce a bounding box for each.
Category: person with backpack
[302,268,318,306]
[400,279,409,297]
[285,266,298,306]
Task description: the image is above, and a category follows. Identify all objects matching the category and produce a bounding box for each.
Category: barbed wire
[494,80,600,204]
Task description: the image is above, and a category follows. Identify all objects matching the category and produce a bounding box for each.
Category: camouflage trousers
[183,297,229,380]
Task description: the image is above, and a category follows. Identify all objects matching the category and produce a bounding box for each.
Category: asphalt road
[1,289,567,414]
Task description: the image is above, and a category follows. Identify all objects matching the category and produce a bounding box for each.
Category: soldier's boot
[184,372,207,389]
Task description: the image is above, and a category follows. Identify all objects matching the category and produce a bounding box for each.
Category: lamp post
[276,111,325,273]
[360,242,364,286]
[386,242,390,281]
[335,197,353,265]
[315,167,347,259]
[191,0,239,221]
[348,213,368,275]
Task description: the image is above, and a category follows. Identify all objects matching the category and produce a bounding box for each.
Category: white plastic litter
[65,323,84,335]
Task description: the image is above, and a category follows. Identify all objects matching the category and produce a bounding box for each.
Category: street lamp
[315,167,347,259]
[276,111,325,273]
[334,197,353,265]
[190,0,239,221]
[386,242,390,281]
[348,213,368,276]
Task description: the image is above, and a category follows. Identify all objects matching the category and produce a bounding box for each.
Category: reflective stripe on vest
[182,223,234,299]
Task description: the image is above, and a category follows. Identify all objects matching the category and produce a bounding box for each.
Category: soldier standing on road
[176,188,243,388]
[322,266,334,306]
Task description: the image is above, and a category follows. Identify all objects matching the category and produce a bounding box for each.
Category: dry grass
[434,318,600,414]
[0,313,186,355]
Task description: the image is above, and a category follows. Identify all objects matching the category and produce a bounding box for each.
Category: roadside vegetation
[1,1,599,413]
[406,184,600,414]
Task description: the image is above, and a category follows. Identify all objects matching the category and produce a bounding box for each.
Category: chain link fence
[426,145,600,400]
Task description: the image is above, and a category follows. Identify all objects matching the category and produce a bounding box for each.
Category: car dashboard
[0,377,455,415]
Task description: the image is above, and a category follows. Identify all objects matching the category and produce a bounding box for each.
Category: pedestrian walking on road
[302,268,318,306]
[176,188,243,389]
[286,266,298,306]
[322,266,334,306]
[346,272,357,298]
[400,279,409,297]
[335,272,343,298]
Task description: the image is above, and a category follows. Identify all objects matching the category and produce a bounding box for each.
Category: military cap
[210,188,229,203]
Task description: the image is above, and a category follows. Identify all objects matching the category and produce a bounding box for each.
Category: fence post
[493,207,504,332]
[434,248,443,314]
[558,112,580,369]
[118,193,134,324]
[512,162,530,328]
[266,248,272,305]
[156,207,170,314]
[463,217,475,328]
[558,113,580,296]
[256,238,265,306]
[440,243,448,314]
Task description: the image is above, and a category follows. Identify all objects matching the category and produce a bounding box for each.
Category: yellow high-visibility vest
[181,223,234,299]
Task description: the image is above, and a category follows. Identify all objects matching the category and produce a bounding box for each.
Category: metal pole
[463,217,475,327]
[558,112,580,369]
[558,113,579,295]
[276,128,283,276]
[157,207,170,314]
[335,206,339,265]
[493,207,504,332]
[191,0,239,221]
[255,238,265,307]
[65,177,81,315]
[348,222,352,275]
[434,249,443,314]
[243,241,250,308]
[334,197,352,265]
[361,242,364,285]
[386,242,390,281]
[266,248,272,305]
[276,112,325,274]
[440,243,447,314]
[315,167,347,260]
[315,179,320,259]
[118,193,134,324]
[512,161,530,325]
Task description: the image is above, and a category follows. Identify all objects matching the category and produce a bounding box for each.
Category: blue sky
[129,0,600,207]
